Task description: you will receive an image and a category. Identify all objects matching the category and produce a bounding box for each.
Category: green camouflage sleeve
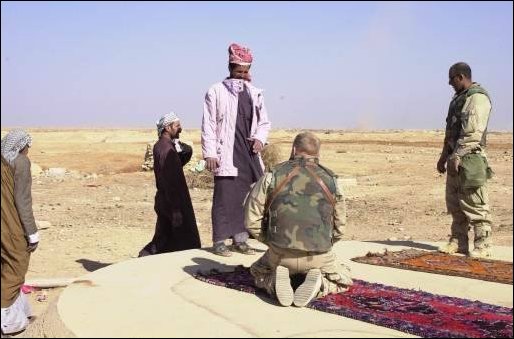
[455,93,492,157]
[332,178,346,243]
[244,172,273,242]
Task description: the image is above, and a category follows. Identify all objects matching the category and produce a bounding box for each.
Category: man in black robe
[139,112,201,256]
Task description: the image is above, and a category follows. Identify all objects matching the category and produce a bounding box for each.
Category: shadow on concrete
[76,259,112,272]
[363,240,438,251]
[183,256,239,276]
[197,244,266,258]
[183,257,282,307]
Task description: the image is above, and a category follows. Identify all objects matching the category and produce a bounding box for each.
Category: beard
[172,128,182,139]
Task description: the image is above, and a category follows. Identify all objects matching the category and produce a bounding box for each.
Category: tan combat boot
[293,269,322,307]
[438,239,468,255]
[471,224,492,259]
[274,266,294,306]
[469,247,492,259]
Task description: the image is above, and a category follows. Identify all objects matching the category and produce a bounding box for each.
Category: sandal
[231,242,255,255]
[213,243,232,257]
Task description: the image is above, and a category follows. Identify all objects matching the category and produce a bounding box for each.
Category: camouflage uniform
[440,83,493,255]
[244,156,352,300]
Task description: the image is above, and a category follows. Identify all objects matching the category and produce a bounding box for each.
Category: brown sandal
[213,243,232,257]
[231,242,255,255]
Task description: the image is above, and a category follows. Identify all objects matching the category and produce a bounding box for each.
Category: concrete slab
[57,240,513,337]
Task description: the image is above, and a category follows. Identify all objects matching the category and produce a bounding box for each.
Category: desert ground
[1,128,512,331]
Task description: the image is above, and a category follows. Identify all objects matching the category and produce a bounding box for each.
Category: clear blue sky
[1,1,513,130]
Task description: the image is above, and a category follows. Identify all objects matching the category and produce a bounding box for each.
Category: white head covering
[156,112,180,137]
[1,129,32,166]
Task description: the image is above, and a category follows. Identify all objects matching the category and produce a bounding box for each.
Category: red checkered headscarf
[228,43,252,66]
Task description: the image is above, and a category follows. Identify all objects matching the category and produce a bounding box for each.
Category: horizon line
[1,127,513,134]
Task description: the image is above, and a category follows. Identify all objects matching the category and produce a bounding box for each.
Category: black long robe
[139,138,201,256]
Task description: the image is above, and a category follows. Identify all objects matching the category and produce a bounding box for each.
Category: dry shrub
[185,170,214,189]
[261,143,282,171]
[184,143,283,189]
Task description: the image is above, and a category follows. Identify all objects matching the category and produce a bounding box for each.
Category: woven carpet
[351,249,512,284]
[194,265,513,338]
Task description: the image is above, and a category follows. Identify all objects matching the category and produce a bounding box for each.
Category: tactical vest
[445,83,491,152]
[264,157,337,252]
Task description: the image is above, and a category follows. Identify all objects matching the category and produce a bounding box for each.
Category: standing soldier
[437,62,493,258]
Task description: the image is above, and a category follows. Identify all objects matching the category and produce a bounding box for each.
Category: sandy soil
[1,128,512,336]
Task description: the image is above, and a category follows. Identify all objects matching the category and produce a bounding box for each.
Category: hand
[447,156,460,177]
[437,156,447,174]
[248,138,263,154]
[27,242,39,253]
[205,157,219,172]
[171,211,183,227]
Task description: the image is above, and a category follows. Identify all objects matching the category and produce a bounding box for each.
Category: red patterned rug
[351,249,512,284]
[194,266,513,338]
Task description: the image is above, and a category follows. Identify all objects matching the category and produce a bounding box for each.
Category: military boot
[294,269,322,307]
[470,223,492,259]
[438,238,468,255]
[469,247,492,258]
[274,266,294,306]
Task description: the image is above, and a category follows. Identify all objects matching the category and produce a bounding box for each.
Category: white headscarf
[1,129,32,166]
[156,112,180,137]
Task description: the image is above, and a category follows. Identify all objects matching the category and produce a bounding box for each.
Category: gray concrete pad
[57,240,513,337]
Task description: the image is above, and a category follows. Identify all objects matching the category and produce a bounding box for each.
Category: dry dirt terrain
[1,128,512,332]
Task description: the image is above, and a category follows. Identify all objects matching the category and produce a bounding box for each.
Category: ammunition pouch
[458,153,492,188]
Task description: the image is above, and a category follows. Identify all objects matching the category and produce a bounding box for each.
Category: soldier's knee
[473,221,492,232]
